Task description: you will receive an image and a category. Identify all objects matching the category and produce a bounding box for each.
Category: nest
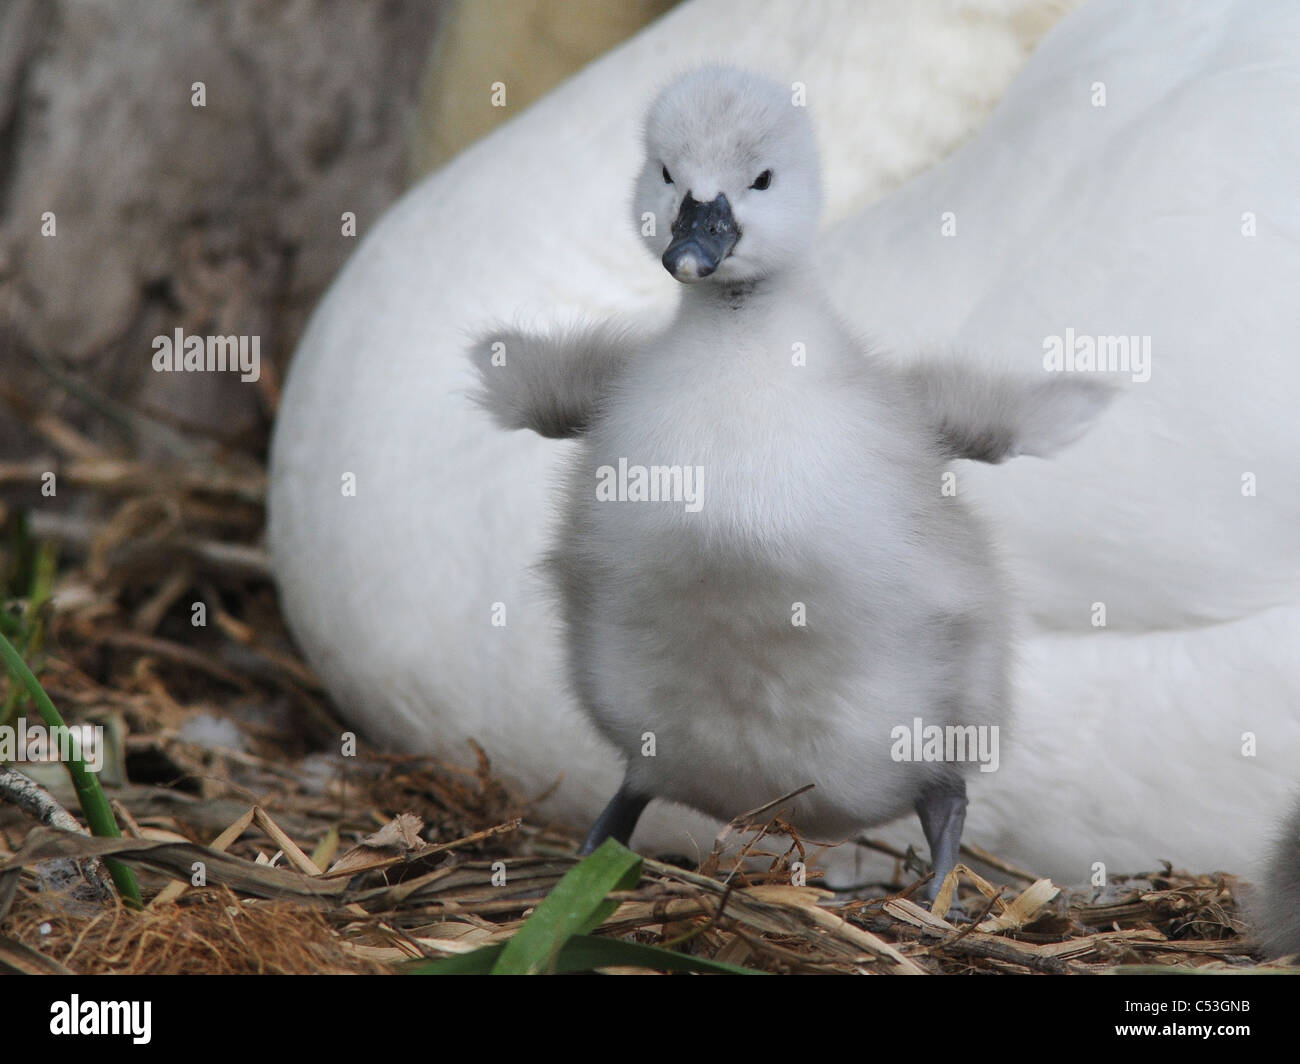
[0,790,1282,975]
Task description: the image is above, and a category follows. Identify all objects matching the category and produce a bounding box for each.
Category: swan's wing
[826,0,1300,629]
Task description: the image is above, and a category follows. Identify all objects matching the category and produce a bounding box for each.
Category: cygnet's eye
[750,169,773,190]
[662,165,673,184]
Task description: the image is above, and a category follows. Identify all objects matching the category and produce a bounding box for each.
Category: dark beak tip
[662,194,739,282]
[662,237,722,280]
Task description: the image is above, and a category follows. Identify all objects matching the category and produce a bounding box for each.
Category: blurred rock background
[0,0,674,471]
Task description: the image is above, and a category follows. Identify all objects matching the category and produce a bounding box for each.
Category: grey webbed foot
[914,779,968,904]
[579,781,651,856]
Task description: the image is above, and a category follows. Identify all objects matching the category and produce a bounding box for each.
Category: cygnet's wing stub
[898,360,1115,463]
[469,320,641,439]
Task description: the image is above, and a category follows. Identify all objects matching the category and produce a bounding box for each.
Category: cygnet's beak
[662,193,740,282]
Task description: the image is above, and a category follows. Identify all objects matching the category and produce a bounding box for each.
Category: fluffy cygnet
[472,66,1110,901]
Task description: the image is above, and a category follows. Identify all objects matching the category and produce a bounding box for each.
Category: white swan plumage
[269,0,1300,889]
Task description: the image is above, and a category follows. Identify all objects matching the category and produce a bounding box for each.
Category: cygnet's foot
[914,780,968,910]
[578,781,651,856]
[924,883,974,922]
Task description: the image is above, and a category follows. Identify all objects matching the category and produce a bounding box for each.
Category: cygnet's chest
[586,307,903,540]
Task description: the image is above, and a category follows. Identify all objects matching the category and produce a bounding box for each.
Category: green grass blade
[0,534,55,729]
[0,627,142,907]
[490,838,642,974]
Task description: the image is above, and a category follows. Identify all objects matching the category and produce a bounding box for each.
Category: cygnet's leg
[914,777,968,903]
[578,779,651,856]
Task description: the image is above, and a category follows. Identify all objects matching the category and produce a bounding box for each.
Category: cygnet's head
[632,66,822,285]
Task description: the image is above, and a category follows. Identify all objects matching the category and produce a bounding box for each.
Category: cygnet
[471,66,1111,901]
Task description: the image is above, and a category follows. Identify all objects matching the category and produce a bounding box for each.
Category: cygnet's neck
[678,264,817,316]
[669,263,837,376]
